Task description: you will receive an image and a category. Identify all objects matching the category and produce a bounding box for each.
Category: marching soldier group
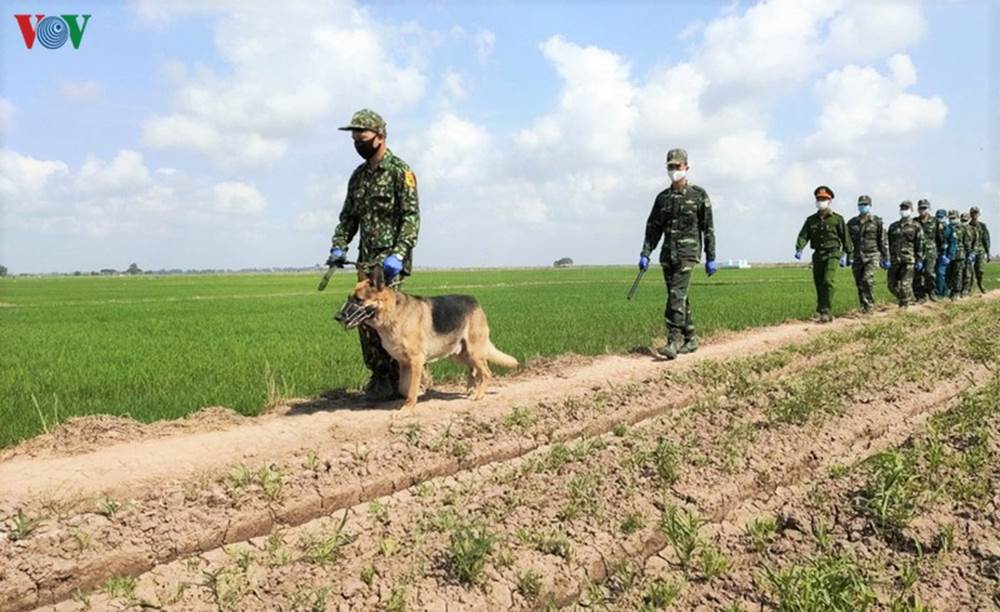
[324,113,992,382]
[794,187,991,322]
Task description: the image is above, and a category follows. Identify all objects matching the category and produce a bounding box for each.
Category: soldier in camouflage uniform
[912,199,943,302]
[960,212,977,297]
[934,208,951,297]
[795,185,852,323]
[328,109,420,399]
[945,209,967,300]
[886,201,925,307]
[969,206,991,293]
[639,148,717,360]
[846,195,889,314]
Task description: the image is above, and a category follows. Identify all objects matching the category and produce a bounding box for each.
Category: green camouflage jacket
[887,218,924,265]
[916,214,944,258]
[331,149,420,275]
[641,183,716,264]
[795,211,852,260]
[970,221,990,255]
[846,214,888,264]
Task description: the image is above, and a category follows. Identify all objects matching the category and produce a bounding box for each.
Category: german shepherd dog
[334,268,518,409]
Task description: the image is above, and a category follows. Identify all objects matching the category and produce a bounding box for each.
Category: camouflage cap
[857,195,871,205]
[936,209,947,218]
[814,185,835,199]
[899,200,913,209]
[948,209,959,219]
[970,206,980,214]
[960,212,970,221]
[338,108,386,133]
[665,148,688,166]
[917,198,930,209]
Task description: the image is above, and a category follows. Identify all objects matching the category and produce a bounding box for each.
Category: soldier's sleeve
[794,218,810,252]
[878,219,889,260]
[914,225,924,260]
[984,223,991,254]
[331,175,359,250]
[392,167,420,256]
[699,190,716,261]
[946,227,957,259]
[641,196,664,258]
[839,215,852,257]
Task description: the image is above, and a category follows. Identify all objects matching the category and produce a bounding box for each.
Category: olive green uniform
[796,212,852,317]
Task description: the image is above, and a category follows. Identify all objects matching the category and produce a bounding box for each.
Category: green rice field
[1,264,996,448]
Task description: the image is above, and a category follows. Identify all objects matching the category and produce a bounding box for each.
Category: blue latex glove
[880,260,891,270]
[915,261,924,272]
[967,253,976,264]
[326,247,346,266]
[939,255,950,267]
[383,254,403,278]
[839,254,848,268]
[638,255,650,271]
[794,251,803,261]
[705,260,717,277]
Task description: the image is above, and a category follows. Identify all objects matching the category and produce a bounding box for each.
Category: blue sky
[1,0,997,273]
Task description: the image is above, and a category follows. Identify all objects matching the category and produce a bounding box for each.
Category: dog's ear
[370,265,385,290]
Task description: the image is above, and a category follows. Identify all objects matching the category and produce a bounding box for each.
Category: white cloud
[410,113,492,184]
[141,1,427,167]
[442,69,467,101]
[475,29,495,60]
[824,0,926,64]
[59,80,103,100]
[0,150,70,209]
[213,181,266,214]
[808,54,947,152]
[74,150,151,194]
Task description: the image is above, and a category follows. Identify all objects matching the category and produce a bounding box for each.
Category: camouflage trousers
[888,264,915,306]
[851,259,878,311]
[972,254,987,292]
[947,259,965,298]
[359,325,399,386]
[661,261,695,341]
[962,259,975,295]
[812,256,839,315]
[934,257,949,296]
[912,254,937,301]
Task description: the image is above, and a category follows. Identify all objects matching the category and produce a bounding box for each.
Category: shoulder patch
[404,170,417,190]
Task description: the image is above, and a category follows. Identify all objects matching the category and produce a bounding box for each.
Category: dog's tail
[487,343,518,369]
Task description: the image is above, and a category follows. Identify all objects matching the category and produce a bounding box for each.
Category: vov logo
[14,14,91,50]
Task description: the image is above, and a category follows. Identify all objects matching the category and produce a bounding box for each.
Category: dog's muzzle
[334,300,376,329]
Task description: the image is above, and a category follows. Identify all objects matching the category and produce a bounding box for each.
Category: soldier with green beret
[846,194,888,314]
[639,148,717,360]
[969,206,991,293]
[328,109,421,399]
[887,200,924,307]
[912,199,943,302]
[795,185,852,323]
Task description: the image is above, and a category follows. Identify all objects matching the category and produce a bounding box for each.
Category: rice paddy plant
[761,553,875,612]
[8,264,981,448]
[445,521,495,586]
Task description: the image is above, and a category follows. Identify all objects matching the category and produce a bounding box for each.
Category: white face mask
[668,169,687,183]
[901,210,912,219]
[816,199,830,211]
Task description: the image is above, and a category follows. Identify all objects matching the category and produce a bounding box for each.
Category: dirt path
[2,293,997,611]
[0,308,868,508]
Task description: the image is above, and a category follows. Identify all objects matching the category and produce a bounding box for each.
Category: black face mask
[354,138,379,160]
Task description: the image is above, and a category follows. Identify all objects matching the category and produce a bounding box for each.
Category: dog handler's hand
[327,247,346,267]
[383,254,403,278]
[638,255,649,271]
